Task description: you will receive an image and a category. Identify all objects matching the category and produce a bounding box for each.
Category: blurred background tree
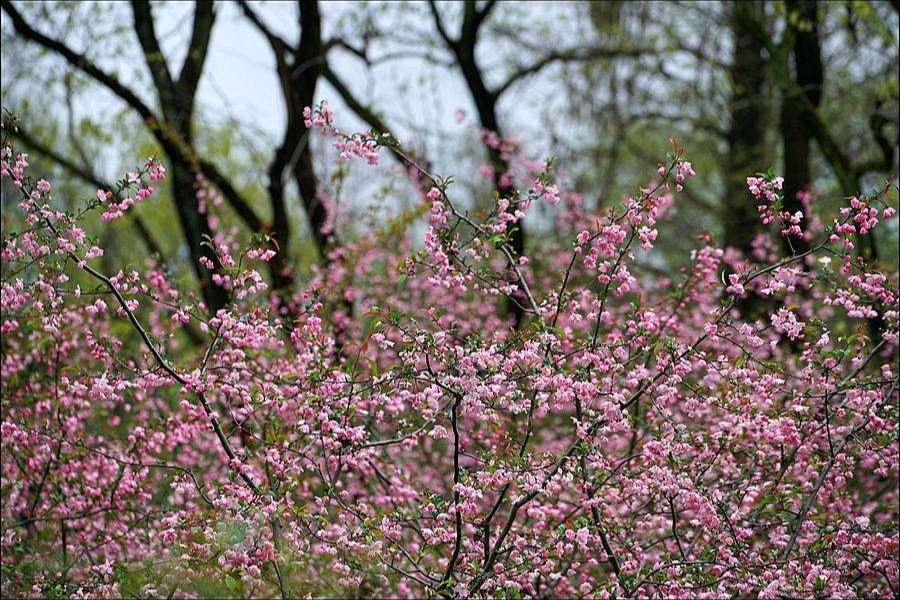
[2,0,897,325]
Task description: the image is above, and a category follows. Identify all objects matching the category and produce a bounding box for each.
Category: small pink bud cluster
[144,157,166,181]
[781,209,803,237]
[746,175,783,212]
[747,175,782,225]
[0,148,30,187]
[771,307,805,340]
[673,160,696,192]
[726,273,746,297]
[99,185,154,222]
[303,101,334,129]
[426,188,448,228]
[531,179,561,205]
[304,101,382,165]
[747,175,805,237]
[246,247,276,262]
[828,195,895,254]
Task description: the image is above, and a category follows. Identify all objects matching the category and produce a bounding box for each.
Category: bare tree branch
[1,0,157,123]
[239,0,292,53]
[130,0,175,95]
[427,0,456,48]
[494,45,649,98]
[178,1,217,94]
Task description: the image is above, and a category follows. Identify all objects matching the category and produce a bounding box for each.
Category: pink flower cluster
[673,160,695,192]
[747,174,807,238]
[145,157,166,181]
[97,163,163,222]
[531,179,561,205]
[304,101,382,165]
[746,175,783,219]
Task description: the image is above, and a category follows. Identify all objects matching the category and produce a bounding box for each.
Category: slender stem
[441,396,464,592]
[40,211,260,495]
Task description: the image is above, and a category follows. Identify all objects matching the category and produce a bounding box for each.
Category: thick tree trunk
[170,161,230,313]
[292,1,329,258]
[724,0,766,259]
[131,0,230,313]
[453,1,525,327]
[780,0,823,256]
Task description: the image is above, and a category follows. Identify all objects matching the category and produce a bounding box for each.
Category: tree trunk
[455,1,525,327]
[292,1,329,258]
[170,160,229,313]
[724,0,767,259]
[780,0,823,256]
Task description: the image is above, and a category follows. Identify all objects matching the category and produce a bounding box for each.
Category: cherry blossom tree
[1,102,898,599]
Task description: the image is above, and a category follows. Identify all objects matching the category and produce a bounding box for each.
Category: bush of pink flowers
[1,104,897,599]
